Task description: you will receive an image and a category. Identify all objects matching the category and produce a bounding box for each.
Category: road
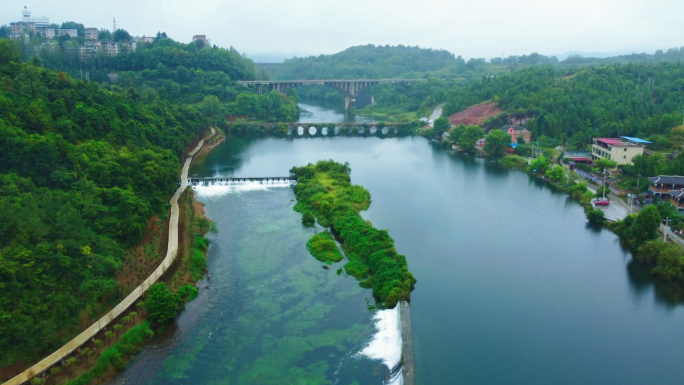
[4,129,214,385]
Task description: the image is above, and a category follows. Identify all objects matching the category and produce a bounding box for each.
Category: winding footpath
[4,129,214,385]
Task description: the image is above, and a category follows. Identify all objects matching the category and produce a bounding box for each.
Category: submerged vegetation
[291,160,416,307]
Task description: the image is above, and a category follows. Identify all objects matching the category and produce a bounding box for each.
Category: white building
[10,7,51,38]
[36,27,56,39]
[57,28,78,38]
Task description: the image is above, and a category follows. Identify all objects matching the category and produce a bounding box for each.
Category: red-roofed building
[592,138,644,165]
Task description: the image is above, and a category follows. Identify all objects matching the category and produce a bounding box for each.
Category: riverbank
[7,129,217,385]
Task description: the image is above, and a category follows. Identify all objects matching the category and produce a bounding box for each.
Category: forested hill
[441,63,684,147]
[36,35,260,84]
[271,44,459,79]
[0,39,207,369]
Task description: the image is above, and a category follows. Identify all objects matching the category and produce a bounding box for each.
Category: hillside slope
[0,39,208,369]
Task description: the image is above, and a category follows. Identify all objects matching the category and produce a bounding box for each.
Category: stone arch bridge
[238,79,427,110]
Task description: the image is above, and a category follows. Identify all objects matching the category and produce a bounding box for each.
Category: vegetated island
[290,160,416,308]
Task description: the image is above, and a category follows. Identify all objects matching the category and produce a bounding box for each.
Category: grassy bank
[290,160,416,308]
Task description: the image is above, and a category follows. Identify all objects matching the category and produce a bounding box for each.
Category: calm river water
[111,103,684,385]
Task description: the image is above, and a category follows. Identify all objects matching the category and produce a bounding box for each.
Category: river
[111,102,684,385]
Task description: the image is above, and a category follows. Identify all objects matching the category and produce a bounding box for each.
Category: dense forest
[0,39,208,369]
[272,45,461,80]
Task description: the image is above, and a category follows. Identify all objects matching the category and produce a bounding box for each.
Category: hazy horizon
[3,0,680,60]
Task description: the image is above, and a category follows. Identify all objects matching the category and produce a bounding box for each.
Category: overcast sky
[4,0,683,60]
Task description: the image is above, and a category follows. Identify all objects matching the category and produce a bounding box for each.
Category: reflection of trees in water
[627,257,684,309]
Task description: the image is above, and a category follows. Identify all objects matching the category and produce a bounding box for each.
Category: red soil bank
[448,102,503,127]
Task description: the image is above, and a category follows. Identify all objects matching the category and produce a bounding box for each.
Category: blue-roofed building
[620,136,652,145]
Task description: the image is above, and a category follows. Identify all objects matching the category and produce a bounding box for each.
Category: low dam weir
[186,176,296,185]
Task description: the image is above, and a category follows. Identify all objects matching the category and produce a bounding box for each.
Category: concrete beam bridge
[238,79,427,110]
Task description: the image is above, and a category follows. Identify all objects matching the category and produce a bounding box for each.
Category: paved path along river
[5,129,213,385]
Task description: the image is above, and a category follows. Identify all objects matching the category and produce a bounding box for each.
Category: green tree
[595,158,617,170]
[448,124,465,143]
[517,135,526,145]
[433,117,450,137]
[531,156,552,173]
[484,130,512,157]
[629,205,662,247]
[113,29,132,42]
[302,211,316,227]
[459,125,484,153]
[277,121,289,133]
[586,208,605,224]
[201,95,222,117]
[144,283,180,324]
[545,165,566,181]
[104,331,115,344]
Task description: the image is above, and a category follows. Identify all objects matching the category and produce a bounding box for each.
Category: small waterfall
[358,306,403,385]
[192,180,292,198]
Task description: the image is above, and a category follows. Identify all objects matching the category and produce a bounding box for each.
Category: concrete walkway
[5,129,213,385]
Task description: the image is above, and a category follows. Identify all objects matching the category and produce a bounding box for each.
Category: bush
[302,211,316,226]
[586,208,605,223]
[144,283,179,324]
[306,231,344,263]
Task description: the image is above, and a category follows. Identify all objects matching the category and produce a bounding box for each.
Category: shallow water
[113,132,684,384]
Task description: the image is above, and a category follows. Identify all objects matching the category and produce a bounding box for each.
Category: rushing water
[112,102,684,385]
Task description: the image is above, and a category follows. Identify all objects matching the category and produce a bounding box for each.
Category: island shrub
[291,160,416,308]
[307,231,344,263]
[302,211,316,226]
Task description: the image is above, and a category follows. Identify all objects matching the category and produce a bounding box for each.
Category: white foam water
[359,306,403,385]
[192,181,292,198]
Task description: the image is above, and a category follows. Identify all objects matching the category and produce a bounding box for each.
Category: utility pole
[665,217,671,243]
[113,17,117,32]
[602,172,607,200]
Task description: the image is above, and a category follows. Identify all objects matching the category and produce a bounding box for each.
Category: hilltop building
[193,35,207,44]
[85,28,98,40]
[591,137,646,165]
[10,7,51,38]
[79,41,137,59]
[57,28,78,38]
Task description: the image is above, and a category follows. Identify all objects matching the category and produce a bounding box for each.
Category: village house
[648,175,684,210]
[501,125,531,144]
[591,137,646,165]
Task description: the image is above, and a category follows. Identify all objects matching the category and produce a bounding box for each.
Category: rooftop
[648,175,684,185]
[620,136,652,144]
[594,138,644,147]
